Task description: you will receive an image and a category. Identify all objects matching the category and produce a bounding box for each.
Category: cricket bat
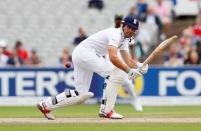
[143,35,178,65]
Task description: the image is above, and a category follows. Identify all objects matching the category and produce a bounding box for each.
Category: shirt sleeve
[108,29,121,47]
[119,42,129,51]
[108,38,119,48]
[108,29,128,51]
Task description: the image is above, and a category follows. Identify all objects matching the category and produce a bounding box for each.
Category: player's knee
[107,69,124,84]
[108,74,123,84]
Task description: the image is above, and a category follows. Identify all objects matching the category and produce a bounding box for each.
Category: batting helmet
[122,15,139,30]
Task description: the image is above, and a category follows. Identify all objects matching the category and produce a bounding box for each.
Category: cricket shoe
[99,110,124,119]
[131,99,143,112]
[36,101,55,120]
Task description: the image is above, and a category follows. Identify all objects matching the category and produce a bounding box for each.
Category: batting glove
[136,62,149,74]
[127,68,142,79]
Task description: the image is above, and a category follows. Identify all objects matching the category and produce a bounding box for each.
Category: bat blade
[143,35,178,65]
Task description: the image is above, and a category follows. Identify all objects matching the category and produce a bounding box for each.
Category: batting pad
[47,92,94,110]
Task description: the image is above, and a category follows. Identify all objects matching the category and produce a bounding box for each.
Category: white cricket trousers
[72,45,115,93]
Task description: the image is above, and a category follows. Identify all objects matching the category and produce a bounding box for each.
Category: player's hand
[136,62,149,74]
[127,68,142,79]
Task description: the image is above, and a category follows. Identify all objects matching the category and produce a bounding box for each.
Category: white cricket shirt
[80,27,131,56]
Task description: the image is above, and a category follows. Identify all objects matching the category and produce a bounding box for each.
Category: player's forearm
[124,56,137,68]
[109,56,130,73]
[121,50,137,68]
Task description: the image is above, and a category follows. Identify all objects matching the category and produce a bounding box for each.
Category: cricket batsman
[36,15,148,120]
[99,14,143,115]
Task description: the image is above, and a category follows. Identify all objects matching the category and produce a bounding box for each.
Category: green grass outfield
[0,105,201,131]
[1,123,201,131]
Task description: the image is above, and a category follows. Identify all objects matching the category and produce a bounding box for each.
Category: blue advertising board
[117,66,201,98]
[143,67,201,96]
[0,67,200,98]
